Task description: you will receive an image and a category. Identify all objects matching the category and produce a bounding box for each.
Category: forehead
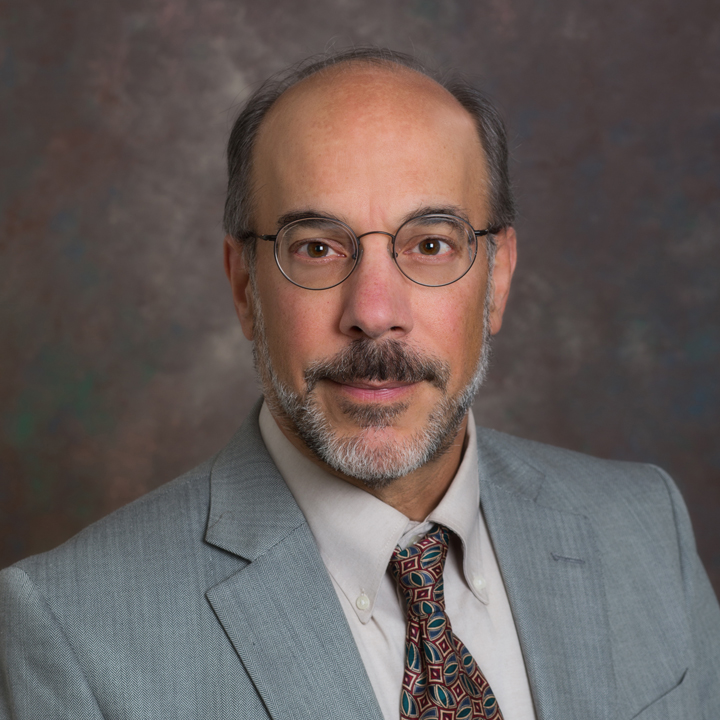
[252,64,489,226]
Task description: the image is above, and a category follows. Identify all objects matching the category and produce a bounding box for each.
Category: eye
[409,236,453,256]
[294,240,345,259]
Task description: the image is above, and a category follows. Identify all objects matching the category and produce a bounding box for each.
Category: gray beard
[250,279,493,488]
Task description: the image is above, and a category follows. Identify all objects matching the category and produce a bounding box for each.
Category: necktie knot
[390,524,449,618]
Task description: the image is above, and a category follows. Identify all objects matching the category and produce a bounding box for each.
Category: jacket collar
[205,400,307,561]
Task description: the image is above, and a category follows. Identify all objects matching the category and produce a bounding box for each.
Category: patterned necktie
[389,524,504,720]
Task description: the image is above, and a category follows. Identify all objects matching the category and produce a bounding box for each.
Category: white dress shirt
[259,402,537,720]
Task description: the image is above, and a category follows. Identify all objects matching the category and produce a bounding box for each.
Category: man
[1,48,718,720]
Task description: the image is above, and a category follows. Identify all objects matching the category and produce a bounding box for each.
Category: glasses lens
[275,219,357,289]
[394,215,477,286]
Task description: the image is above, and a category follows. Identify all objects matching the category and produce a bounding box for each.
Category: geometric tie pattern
[389,525,504,720]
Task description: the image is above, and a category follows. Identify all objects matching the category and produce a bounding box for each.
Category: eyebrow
[398,205,473,226]
[276,204,475,232]
[275,209,345,228]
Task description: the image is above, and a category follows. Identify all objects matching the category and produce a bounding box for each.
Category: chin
[284,390,468,487]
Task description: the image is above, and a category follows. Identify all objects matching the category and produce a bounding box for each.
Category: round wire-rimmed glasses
[245,214,500,290]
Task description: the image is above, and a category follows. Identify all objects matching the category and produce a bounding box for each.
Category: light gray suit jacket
[2,404,719,719]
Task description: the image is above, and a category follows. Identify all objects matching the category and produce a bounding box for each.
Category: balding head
[251,62,491,241]
[223,48,515,255]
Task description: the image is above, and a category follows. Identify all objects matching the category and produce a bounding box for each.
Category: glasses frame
[246,213,501,291]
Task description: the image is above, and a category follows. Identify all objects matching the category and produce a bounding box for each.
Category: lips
[327,379,419,403]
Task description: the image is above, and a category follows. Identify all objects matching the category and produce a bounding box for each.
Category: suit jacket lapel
[476,429,617,720]
[204,404,383,720]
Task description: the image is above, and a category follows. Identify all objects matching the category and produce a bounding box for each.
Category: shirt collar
[258,402,487,624]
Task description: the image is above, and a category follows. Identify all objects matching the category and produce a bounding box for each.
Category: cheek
[416,282,486,373]
[257,276,343,381]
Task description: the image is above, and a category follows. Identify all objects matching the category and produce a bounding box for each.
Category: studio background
[1,0,718,595]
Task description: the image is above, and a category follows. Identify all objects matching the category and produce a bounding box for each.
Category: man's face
[226,65,516,485]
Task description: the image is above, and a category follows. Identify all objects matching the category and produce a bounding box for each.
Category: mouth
[325,379,420,403]
[302,339,451,405]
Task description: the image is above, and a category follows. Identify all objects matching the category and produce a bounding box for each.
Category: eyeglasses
[245,214,500,290]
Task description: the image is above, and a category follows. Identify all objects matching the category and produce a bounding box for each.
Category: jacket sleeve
[0,566,104,720]
[656,466,720,717]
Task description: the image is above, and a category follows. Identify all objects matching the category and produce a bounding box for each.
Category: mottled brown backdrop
[1,0,719,595]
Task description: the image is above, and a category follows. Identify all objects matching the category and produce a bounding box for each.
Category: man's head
[223,49,517,494]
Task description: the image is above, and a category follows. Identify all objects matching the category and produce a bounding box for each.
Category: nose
[338,233,415,340]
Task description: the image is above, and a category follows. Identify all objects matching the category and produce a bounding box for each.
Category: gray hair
[223,47,516,266]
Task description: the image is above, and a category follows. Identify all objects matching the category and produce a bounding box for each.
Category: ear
[223,234,255,341]
[487,226,517,335]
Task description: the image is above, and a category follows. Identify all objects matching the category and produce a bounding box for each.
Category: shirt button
[472,575,486,592]
[356,593,370,611]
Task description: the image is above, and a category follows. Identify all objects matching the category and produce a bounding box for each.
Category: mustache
[304,339,450,393]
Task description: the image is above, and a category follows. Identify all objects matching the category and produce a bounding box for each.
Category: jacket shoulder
[10,456,217,591]
[474,425,677,516]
